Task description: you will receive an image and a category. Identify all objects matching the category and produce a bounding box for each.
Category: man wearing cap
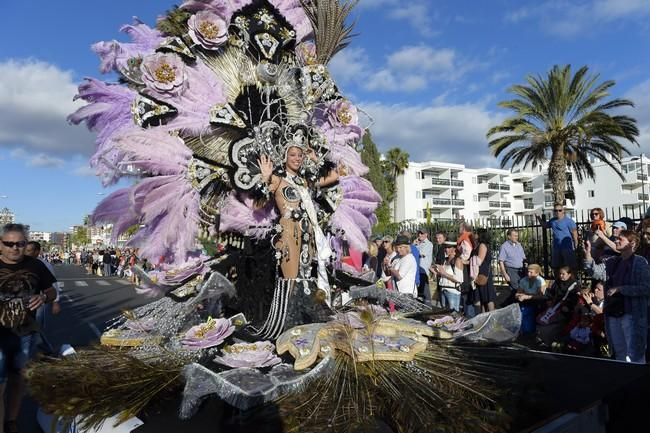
[595,220,626,257]
[388,235,418,297]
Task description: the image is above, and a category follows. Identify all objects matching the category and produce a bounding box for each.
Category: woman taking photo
[583,231,650,363]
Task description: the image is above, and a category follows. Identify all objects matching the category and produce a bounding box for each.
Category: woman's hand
[607,287,618,297]
[305,147,318,162]
[583,292,593,303]
[258,154,273,183]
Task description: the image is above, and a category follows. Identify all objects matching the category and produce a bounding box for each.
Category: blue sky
[1,0,650,231]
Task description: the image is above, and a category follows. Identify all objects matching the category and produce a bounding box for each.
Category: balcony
[428,198,451,207]
[450,179,464,188]
[431,178,451,186]
[544,182,552,190]
[524,203,534,209]
[451,199,465,207]
[488,182,510,191]
[639,193,649,201]
[523,185,533,193]
[500,202,511,209]
[489,201,501,208]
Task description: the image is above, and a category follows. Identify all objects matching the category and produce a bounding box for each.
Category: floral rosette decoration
[181,317,235,350]
[140,52,187,96]
[188,10,230,50]
[214,341,282,368]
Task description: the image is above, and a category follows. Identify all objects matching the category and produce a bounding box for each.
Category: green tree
[360,131,391,232]
[71,226,90,247]
[382,147,410,221]
[487,65,639,205]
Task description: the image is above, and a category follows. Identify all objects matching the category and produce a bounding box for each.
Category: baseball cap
[394,235,411,246]
[612,221,627,230]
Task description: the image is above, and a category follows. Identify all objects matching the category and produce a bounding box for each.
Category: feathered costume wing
[69,0,380,276]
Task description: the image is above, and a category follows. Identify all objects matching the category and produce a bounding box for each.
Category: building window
[473,195,478,202]
[472,177,476,184]
[416,171,422,180]
[416,210,423,218]
[588,190,595,198]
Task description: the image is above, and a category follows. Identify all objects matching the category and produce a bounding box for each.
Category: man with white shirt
[415,229,433,304]
[388,235,417,297]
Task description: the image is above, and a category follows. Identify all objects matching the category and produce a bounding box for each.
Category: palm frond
[300,0,359,65]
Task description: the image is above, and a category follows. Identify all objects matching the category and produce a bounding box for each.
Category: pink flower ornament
[181,317,235,350]
[214,341,282,368]
[140,52,187,96]
[188,11,229,51]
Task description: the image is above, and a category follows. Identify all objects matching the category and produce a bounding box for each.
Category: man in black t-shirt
[0,224,57,433]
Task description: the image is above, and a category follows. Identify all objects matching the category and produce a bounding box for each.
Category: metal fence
[394,203,647,280]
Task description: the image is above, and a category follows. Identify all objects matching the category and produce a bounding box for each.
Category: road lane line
[97,280,110,286]
[88,323,102,338]
[62,294,74,304]
[74,281,88,287]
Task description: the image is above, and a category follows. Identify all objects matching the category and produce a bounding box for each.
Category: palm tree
[383,147,410,222]
[487,65,639,206]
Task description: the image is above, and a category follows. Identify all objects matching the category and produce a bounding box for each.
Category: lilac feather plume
[219,192,278,239]
[332,176,381,252]
[92,18,163,74]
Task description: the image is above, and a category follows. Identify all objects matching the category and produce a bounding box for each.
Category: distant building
[30,231,51,242]
[393,155,650,224]
[50,232,67,248]
[0,207,15,226]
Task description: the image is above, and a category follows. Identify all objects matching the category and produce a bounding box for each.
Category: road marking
[116,280,132,285]
[63,294,74,304]
[58,282,64,288]
[97,280,110,286]
[74,281,88,287]
[88,323,102,338]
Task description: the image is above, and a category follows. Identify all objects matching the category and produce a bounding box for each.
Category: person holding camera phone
[583,233,650,363]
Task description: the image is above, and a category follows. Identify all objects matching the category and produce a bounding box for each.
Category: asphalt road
[19,263,153,433]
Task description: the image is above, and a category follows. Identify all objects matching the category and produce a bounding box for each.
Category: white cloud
[328,47,371,85]
[358,0,436,35]
[73,165,98,177]
[332,44,474,93]
[0,59,94,156]
[361,100,505,167]
[10,148,65,168]
[505,0,650,37]
[625,78,650,155]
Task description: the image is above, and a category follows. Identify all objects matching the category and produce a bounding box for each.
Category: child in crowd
[515,264,546,335]
[566,314,593,354]
[515,264,546,301]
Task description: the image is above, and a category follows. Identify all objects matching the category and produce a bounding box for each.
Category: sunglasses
[553,209,563,213]
[1,240,27,248]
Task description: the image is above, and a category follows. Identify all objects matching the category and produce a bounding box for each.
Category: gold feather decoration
[26,347,188,432]
[300,0,359,65]
[274,342,522,433]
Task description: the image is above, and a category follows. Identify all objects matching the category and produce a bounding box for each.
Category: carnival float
[27,1,527,432]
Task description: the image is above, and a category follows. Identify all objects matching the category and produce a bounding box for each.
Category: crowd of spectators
[365,203,650,364]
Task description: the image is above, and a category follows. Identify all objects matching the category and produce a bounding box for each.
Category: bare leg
[487,301,495,311]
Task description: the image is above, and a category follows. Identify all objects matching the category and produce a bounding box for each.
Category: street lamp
[631,156,647,211]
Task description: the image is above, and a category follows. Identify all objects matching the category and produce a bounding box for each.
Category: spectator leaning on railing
[498,228,527,307]
[583,232,650,363]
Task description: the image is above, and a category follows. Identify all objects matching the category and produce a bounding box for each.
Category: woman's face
[558,269,571,281]
[590,210,601,220]
[615,235,633,252]
[527,269,538,279]
[286,146,304,173]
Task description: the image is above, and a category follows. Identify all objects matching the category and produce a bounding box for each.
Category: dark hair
[2,223,28,239]
[475,228,492,245]
[434,231,446,238]
[619,230,640,251]
[506,228,518,237]
[26,241,41,252]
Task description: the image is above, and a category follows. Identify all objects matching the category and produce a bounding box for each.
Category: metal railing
[523,185,533,193]
[500,202,512,208]
[450,179,464,187]
[489,201,501,208]
[430,198,451,206]
[451,199,465,206]
[431,178,451,186]
[524,203,535,209]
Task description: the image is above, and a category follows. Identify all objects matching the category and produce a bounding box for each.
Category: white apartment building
[393,155,650,224]
[30,231,51,242]
[0,207,15,226]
